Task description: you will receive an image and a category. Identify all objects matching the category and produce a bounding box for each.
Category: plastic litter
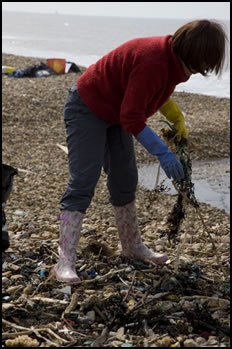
[2,66,16,74]
[88,269,96,277]
[39,270,48,277]
[120,344,133,347]
[13,209,27,217]
[2,295,12,302]
[47,58,66,74]
[53,286,72,295]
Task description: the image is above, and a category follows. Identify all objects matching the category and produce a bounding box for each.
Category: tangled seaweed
[159,128,199,242]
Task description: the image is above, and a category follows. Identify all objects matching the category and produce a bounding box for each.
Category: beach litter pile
[2,58,80,78]
[2,231,230,347]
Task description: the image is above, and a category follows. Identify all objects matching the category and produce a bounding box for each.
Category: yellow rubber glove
[159,98,188,140]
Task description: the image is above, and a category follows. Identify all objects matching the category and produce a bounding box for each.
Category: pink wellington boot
[53,210,84,283]
[113,200,168,264]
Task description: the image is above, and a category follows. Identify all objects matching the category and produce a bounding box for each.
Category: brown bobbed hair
[172,19,228,76]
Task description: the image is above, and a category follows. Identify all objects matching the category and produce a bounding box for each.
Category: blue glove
[136,125,184,181]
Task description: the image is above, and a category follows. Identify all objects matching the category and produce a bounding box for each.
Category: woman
[53,19,227,282]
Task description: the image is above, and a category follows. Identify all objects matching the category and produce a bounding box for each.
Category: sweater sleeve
[119,62,164,136]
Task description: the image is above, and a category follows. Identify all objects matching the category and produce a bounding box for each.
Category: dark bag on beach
[2,164,18,252]
[66,61,81,73]
[8,62,57,78]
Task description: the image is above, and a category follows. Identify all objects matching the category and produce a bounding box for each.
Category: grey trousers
[60,85,138,213]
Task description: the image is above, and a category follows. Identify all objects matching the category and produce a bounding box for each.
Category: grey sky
[2,2,230,20]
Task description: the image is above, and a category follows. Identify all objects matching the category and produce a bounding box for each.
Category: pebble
[180,300,196,311]
[103,287,115,298]
[156,336,172,347]
[8,262,21,271]
[221,235,230,243]
[53,286,72,295]
[98,323,105,328]
[161,277,181,291]
[33,278,41,286]
[23,284,33,295]
[2,277,10,286]
[110,340,124,346]
[7,285,24,296]
[41,231,52,239]
[106,227,117,233]
[13,209,26,217]
[153,301,175,313]
[86,310,95,322]
[11,231,29,239]
[119,264,129,268]
[10,274,25,281]
[116,327,125,340]
[212,310,228,319]
[183,339,198,347]
[155,244,163,252]
[207,298,229,310]
[2,262,8,271]
[125,267,132,273]
[2,271,12,278]
[2,303,14,312]
[85,289,96,295]
[196,337,207,345]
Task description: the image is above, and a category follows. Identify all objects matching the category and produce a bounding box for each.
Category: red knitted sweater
[77,35,189,136]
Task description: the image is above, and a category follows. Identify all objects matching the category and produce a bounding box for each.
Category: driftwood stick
[31,296,69,305]
[80,267,126,285]
[154,163,161,190]
[57,143,68,154]
[3,319,31,332]
[2,330,33,340]
[31,328,60,347]
[2,318,69,345]
[172,181,227,276]
[123,270,136,302]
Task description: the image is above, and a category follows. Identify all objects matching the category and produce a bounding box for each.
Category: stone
[156,336,172,347]
[183,339,198,347]
[7,285,24,295]
[10,274,25,281]
[107,227,117,233]
[2,277,10,286]
[2,303,14,312]
[86,310,95,322]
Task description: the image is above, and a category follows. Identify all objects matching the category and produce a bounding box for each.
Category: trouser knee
[108,170,138,207]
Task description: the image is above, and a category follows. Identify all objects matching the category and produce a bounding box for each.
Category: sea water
[138,159,230,213]
[2,11,230,98]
